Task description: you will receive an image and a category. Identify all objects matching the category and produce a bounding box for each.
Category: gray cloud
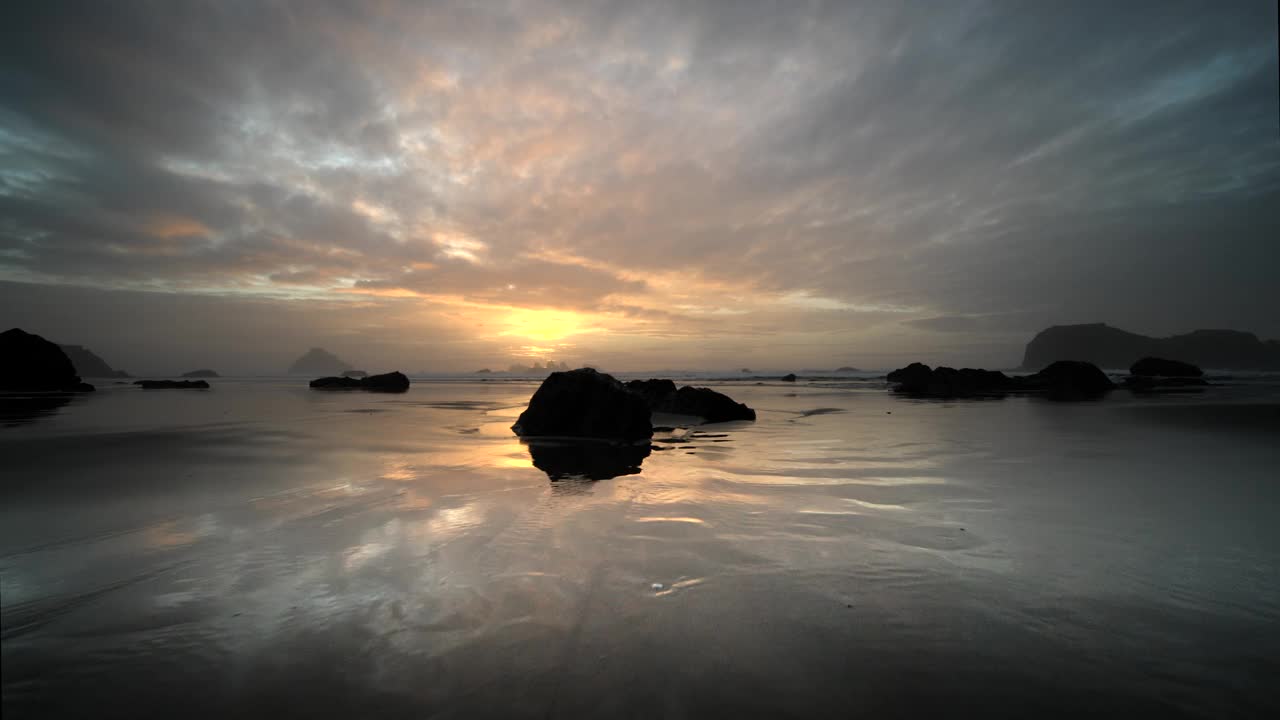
[2,0,1278,370]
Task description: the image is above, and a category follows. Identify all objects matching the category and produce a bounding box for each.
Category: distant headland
[1021,324,1280,371]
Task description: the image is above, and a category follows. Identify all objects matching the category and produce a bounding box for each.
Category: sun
[499,308,595,342]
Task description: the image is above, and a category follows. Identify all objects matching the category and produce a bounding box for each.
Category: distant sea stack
[1,328,95,392]
[288,348,351,375]
[59,344,129,378]
[1021,324,1280,371]
[181,369,219,378]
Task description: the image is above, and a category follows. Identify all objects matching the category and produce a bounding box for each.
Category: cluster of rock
[512,368,756,440]
[1122,357,1207,391]
[1,328,96,392]
[887,360,1114,398]
[310,371,410,392]
[135,380,210,389]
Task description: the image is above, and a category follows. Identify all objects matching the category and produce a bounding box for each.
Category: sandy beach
[2,376,1278,718]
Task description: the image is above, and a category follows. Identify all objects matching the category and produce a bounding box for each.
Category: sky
[2,0,1278,375]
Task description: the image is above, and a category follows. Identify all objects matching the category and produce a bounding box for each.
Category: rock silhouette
[625,379,755,422]
[1,328,95,392]
[1129,357,1203,377]
[310,371,409,392]
[834,366,861,372]
[59,344,129,378]
[781,373,797,382]
[1022,323,1280,370]
[288,348,351,375]
[513,368,652,439]
[887,360,1113,398]
[341,370,368,378]
[135,380,210,389]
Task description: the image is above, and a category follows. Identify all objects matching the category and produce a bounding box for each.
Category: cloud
[1,0,1278,369]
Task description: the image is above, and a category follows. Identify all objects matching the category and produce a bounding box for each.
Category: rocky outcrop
[341,370,368,378]
[1129,357,1203,377]
[135,380,209,389]
[1022,323,1280,370]
[59,344,129,378]
[181,369,219,378]
[663,386,757,422]
[513,368,652,439]
[625,378,755,422]
[834,366,861,373]
[288,348,351,375]
[887,360,1113,399]
[1124,357,1207,391]
[310,371,410,392]
[1,328,95,392]
[781,373,797,382]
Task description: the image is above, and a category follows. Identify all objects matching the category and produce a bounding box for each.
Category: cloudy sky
[2,0,1278,374]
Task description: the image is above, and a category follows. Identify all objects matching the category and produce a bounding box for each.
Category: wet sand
[2,378,1279,718]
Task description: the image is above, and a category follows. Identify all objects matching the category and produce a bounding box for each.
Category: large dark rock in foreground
[59,344,129,378]
[625,378,755,423]
[1,328,95,392]
[887,360,1113,398]
[1130,357,1202,378]
[514,368,652,439]
[181,369,219,378]
[310,371,409,392]
[523,438,652,480]
[135,380,210,389]
[1022,323,1280,370]
[288,347,351,375]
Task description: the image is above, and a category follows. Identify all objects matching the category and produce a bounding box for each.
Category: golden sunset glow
[498,307,598,343]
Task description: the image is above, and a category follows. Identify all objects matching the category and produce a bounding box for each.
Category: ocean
[2,375,1278,718]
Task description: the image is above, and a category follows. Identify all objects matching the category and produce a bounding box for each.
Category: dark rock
[663,386,756,423]
[59,344,129,378]
[135,380,209,389]
[1019,360,1114,398]
[181,369,219,378]
[1129,357,1203,377]
[887,359,1113,399]
[625,378,755,423]
[625,378,677,407]
[890,364,1012,396]
[740,368,752,373]
[1022,323,1280,370]
[523,438,651,480]
[310,371,409,392]
[512,368,652,439]
[886,362,933,387]
[288,348,351,375]
[834,366,861,373]
[342,370,368,378]
[1,328,95,392]
[781,373,797,382]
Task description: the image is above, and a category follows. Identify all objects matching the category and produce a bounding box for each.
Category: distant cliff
[59,344,130,378]
[287,348,351,375]
[1021,324,1280,370]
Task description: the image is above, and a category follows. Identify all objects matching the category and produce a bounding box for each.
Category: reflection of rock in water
[0,394,72,427]
[523,438,651,480]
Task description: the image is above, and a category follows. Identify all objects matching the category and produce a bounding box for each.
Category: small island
[310,371,410,392]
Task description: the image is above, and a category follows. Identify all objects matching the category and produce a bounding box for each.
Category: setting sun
[497,307,598,343]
